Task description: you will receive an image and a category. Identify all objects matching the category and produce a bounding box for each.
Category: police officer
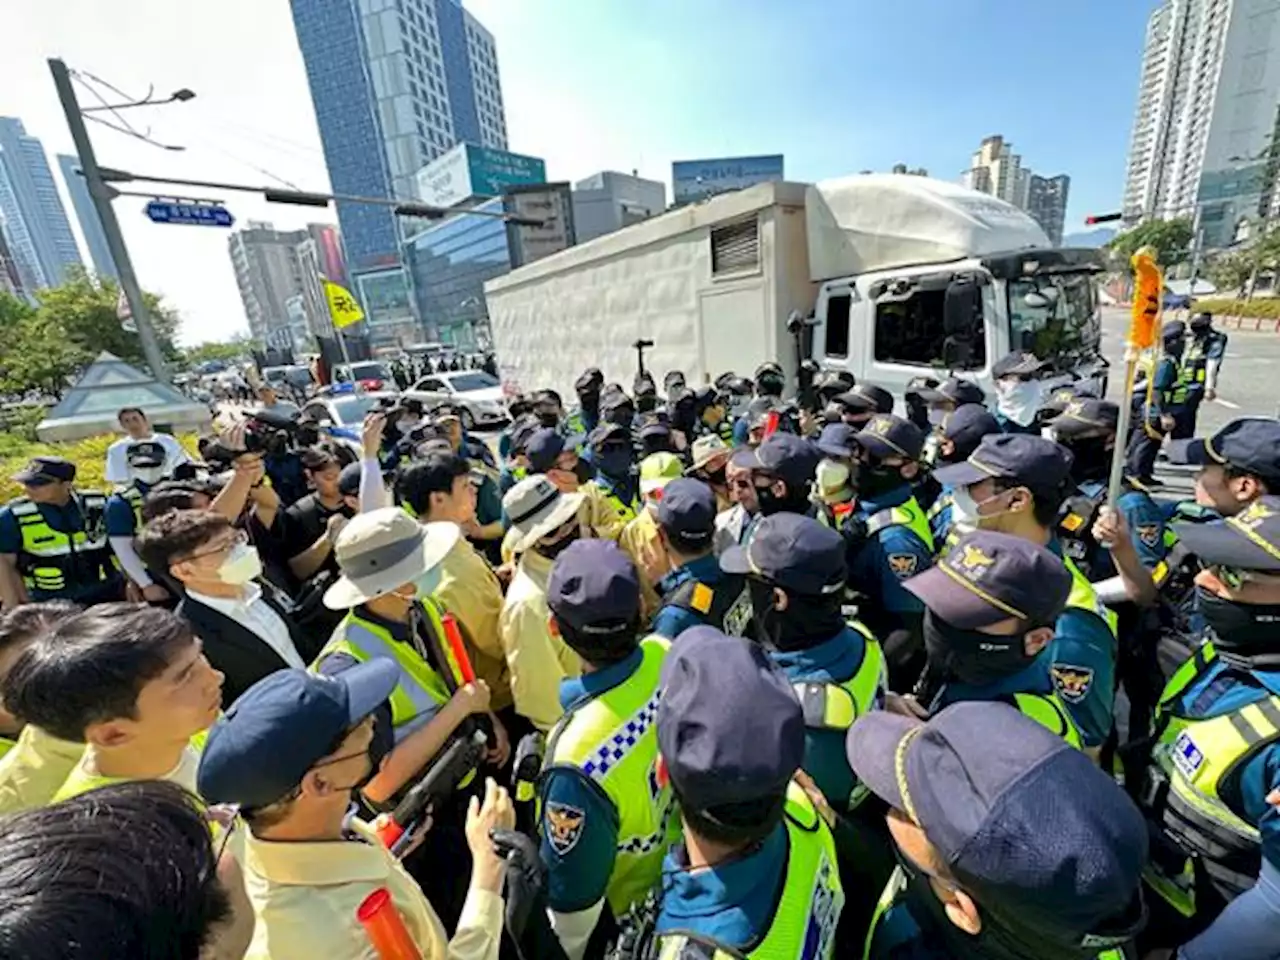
[537,540,678,960]
[649,479,746,639]
[904,529,1084,745]
[925,404,1002,546]
[566,367,604,437]
[915,377,986,427]
[1168,418,1280,520]
[588,422,640,527]
[851,701,1148,960]
[1174,311,1229,439]
[835,383,895,429]
[1126,320,1188,486]
[813,423,860,535]
[106,441,173,603]
[0,457,122,610]
[816,369,857,424]
[846,414,936,691]
[691,386,734,444]
[1132,496,1280,958]
[991,351,1051,435]
[731,432,821,519]
[642,629,845,959]
[731,362,786,445]
[933,435,1119,753]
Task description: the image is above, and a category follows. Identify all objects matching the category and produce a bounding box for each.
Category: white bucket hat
[323,508,460,610]
[503,474,584,554]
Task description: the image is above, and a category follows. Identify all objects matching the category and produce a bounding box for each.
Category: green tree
[0,312,89,400]
[1206,249,1254,297]
[1107,218,1195,268]
[183,335,253,369]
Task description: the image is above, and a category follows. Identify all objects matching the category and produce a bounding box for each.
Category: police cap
[1048,398,1120,438]
[730,433,820,491]
[940,404,1001,456]
[1162,319,1186,341]
[933,433,1073,499]
[656,478,716,544]
[991,351,1050,380]
[847,702,1147,951]
[574,367,604,394]
[835,383,894,414]
[1167,417,1280,485]
[916,377,986,407]
[1174,495,1280,574]
[12,456,75,486]
[547,539,641,633]
[526,428,582,473]
[589,421,631,450]
[125,441,167,469]
[721,513,846,596]
[854,414,925,461]
[816,422,859,459]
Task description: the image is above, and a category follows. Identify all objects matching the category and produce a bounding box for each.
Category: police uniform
[1126,320,1188,484]
[566,367,605,438]
[640,629,844,960]
[589,422,641,527]
[692,385,735,446]
[923,405,1002,547]
[536,543,680,959]
[1132,499,1280,957]
[933,435,1119,749]
[1174,315,1228,440]
[0,457,122,605]
[650,480,748,640]
[848,702,1148,960]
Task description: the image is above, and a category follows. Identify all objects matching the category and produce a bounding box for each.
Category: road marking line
[1213,398,1241,409]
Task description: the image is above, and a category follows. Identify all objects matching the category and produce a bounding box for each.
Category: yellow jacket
[581,481,628,542]
[433,536,512,711]
[0,724,84,814]
[242,817,504,960]
[618,508,664,620]
[498,549,582,731]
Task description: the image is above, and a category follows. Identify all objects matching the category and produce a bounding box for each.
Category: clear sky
[1,0,1157,346]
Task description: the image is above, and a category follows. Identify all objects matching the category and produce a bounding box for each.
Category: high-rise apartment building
[56,155,116,282]
[228,222,344,346]
[289,0,507,273]
[963,136,1029,207]
[1124,0,1280,242]
[1027,175,1071,245]
[0,118,83,290]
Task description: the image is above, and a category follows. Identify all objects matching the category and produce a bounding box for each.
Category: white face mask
[995,378,1042,427]
[814,458,852,504]
[130,466,166,486]
[217,543,263,586]
[947,484,1012,529]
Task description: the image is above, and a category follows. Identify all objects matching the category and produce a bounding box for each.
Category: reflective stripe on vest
[11,495,112,593]
[541,636,677,916]
[315,607,451,742]
[656,783,845,960]
[1179,340,1209,387]
[791,621,887,809]
[1145,643,1276,905]
[865,496,935,554]
[603,489,637,525]
[1064,555,1119,637]
[1005,692,1084,749]
[114,484,145,529]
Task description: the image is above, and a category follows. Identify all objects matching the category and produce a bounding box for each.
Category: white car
[403,370,508,429]
[299,391,400,452]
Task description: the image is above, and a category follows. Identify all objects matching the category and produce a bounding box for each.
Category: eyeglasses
[182,529,248,563]
[1208,563,1271,591]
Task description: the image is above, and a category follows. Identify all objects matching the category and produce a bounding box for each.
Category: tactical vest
[660,573,748,635]
[114,483,146,530]
[1057,483,1173,583]
[864,496,935,555]
[999,691,1084,749]
[1061,552,1120,638]
[1140,643,1279,913]
[791,620,887,809]
[1178,338,1211,391]
[540,636,678,917]
[314,601,453,743]
[10,494,114,595]
[863,868,1127,960]
[652,784,845,960]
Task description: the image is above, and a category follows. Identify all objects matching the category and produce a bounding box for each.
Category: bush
[1192,298,1280,320]
[0,433,202,502]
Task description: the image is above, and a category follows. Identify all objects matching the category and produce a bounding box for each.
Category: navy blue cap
[600,386,633,411]
[1049,397,1120,438]
[13,456,76,485]
[1167,418,1280,483]
[197,662,400,809]
[816,422,859,459]
[917,377,986,407]
[835,383,894,413]
[638,418,672,440]
[731,433,820,491]
[589,421,631,449]
[547,539,641,632]
[934,433,1073,497]
[721,513,846,595]
[509,417,541,455]
[574,368,603,393]
[854,414,925,461]
[658,628,804,810]
[125,441,167,468]
[1174,496,1280,574]
[337,461,363,496]
[847,702,1147,949]
[904,529,1072,629]
[1162,319,1186,340]
[939,404,1000,455]
[656,478,717,544]
[526,428,583,473]
[992,351,1050,379]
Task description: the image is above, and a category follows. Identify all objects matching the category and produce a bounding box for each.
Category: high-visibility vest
[590,479,638,526]
[1001,691,1085,749]
[864,496,935,554]
[1140,643,1278,914]
[1178,338,1210,389]
[113,483,147,530]
[1063,554,1120,638]
[863,867,1127,960]
[653,783,845,960]
[0,737,13,761]
[313,602,453,743]
[10,494,114,595]
[540,636,678,916]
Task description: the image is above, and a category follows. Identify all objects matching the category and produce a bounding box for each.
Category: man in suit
[137,509,317,705]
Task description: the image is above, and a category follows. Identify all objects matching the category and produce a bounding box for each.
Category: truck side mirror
[943,280,983,337]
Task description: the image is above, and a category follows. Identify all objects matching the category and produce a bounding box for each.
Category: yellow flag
[324,281,365,329]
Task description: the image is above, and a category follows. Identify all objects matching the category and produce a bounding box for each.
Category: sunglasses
[1207,563,1278,591]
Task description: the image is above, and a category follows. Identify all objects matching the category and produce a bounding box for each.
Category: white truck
[485,174,1106,402]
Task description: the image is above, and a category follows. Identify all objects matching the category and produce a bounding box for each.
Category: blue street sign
[145,201,235,228]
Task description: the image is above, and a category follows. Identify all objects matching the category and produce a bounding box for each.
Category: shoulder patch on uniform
[888,553,919,579]
[1051,664,1094,703]
[1060,512,1086,533]
[1136,523,1160,548]
[690,582,713,614]
[544,801,586,856]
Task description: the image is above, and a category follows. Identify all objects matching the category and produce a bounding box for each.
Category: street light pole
[48,58,171,383]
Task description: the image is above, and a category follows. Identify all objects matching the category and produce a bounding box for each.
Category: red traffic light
[1085,212,1124,225]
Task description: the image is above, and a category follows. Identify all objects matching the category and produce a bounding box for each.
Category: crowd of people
[0,308,1275,960]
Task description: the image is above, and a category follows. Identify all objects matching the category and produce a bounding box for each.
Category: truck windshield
[1007,273,1100,366]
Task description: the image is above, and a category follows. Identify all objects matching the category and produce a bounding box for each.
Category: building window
[710,218,760,276]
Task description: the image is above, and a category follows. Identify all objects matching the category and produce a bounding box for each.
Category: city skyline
[1,0,1155,345]
[0,117,82,292]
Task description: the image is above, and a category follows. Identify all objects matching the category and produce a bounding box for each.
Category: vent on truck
[710,217,760,275]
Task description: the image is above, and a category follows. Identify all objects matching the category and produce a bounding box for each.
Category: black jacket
[178,581,322,706]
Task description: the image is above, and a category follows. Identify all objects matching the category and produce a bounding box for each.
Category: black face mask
[1197,588,1280,669]
[754,481,810,517]
[923,610,1035,689]
[604,406,634,427]
[748,579,844,651]
[573,459,594,485]
[596,447,632,480]
[1060,436,1111,483]
[297,425,321,446]
[636,395,658,414]
[578,390,600,416]
[535,524,582,561]
[858,463,907,500]
[536,410,560,428]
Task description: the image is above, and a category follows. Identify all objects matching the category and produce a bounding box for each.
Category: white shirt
[186,584,305,669]
[104,432,191,484]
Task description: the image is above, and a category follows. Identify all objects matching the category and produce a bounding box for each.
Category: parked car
[333,361,396,392]
[403,370,508,429]
[299,391,400,455]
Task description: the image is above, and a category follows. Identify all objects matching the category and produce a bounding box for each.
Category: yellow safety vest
[1141,643,1278,914]
[1064,554,1120,637]
[540,636,678,916]
[863,868,1127,960]
[588,479,638,526]
[791,620,887,809]
[113,483,146,530]
[52,741,204,803]
[0,737,13,761]
[865,496,935,554]
[313,603,453,743]
[1178,339,1209,388]
[1002,691,1085,749]
[10,493,114,595]
[654,783,845,960]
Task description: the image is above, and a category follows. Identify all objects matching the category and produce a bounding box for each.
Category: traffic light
[1085,212,1124,225]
